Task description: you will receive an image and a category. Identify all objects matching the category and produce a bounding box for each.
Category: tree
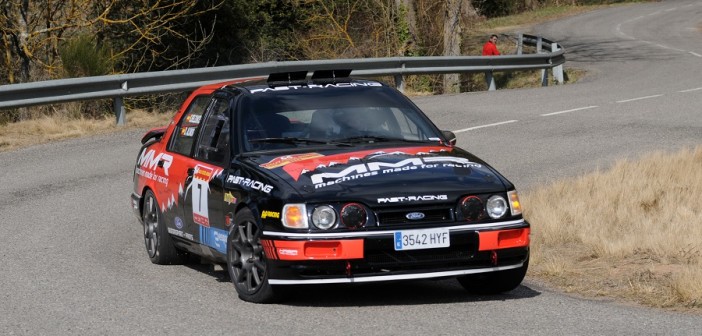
[443,0,479,93]
[94,0,223,72]
[0,0,98,84]
[0,0,223,86]
[395,0,418,56]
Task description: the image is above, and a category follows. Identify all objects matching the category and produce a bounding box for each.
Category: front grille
[376,205,454,226]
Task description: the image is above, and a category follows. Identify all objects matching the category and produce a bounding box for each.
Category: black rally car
[131,70,530,303]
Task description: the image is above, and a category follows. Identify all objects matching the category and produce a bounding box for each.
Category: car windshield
[240,84,443,152]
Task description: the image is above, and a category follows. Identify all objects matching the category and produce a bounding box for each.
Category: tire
[142,190,185,265]
[226,208,277,303]
[457,256,529,295]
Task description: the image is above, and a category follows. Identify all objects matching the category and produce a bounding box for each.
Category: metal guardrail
[0,34,564,124]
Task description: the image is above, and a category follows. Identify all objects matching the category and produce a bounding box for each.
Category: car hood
[244,145,510,203]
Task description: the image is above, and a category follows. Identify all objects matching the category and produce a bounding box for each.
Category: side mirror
[442,130,457,146]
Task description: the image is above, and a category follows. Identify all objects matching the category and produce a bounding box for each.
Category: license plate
[394,228,450,251]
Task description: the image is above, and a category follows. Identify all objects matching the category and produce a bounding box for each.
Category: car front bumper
[262,220,530,284]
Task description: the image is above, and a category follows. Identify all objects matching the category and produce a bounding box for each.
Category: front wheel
[226,208,277,303]
[457,256,529,295]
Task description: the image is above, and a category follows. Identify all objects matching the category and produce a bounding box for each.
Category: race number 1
[192,165,214,227]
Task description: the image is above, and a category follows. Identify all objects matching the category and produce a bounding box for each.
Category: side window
[391,108,422,140]
[194,98,231,165]
[169,95,211,156]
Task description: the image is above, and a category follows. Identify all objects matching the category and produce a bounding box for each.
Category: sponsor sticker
[310,156,480,189]
[168,227,194,240]
[226,175,274,193]
[200,226,228,254]
[180,127,196,137]
[378,195,448,203]
[261,210,280,219]
[278,248,299,256]
[281,146,451,181]
[137,148,173,177]
[224,192,237,205]
[249,82,383,94]
[175,217,184,230]
[260,153,324,169]
[186,114,202,124]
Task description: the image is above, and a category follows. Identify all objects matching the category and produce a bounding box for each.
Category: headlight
[486,195,508,219]
[312,205,337,230]
[507,190,522,216]
[340,203,367,229]
[282,204,308,229]
[459,195,484,221]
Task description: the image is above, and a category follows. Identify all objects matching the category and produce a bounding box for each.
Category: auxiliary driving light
[459,195,485,221]
[486,195,508,219]
[341,203,367,229]
[312,205,337,230]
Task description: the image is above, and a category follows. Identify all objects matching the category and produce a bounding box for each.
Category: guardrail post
[394,74,404,92]
[541,69,549,87]
[552,43,564,85]
[114,97,126,125]
[517,32,523,55]
[536,36,549,87]
[394,62,405,92]
[485,71,496,91]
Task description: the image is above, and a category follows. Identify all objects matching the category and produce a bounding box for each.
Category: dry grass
[0,109,172,152]
[524,146,702,312]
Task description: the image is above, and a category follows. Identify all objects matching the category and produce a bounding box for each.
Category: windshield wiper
[249,137,352,146]
[335,135,434,144]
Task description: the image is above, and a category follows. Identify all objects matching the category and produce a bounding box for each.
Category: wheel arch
[139,186,156,218]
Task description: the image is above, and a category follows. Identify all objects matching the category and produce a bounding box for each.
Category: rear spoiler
[141,127,167,145]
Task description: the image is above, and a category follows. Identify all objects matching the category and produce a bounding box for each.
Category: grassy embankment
[524,147,702,312]
[3,1,699,313]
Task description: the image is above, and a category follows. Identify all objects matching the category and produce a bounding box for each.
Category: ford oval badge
[406,212,425,220]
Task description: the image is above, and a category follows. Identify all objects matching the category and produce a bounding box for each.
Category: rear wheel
[457,257,529,295]
[142,190,184,265]
[226,208,276,303]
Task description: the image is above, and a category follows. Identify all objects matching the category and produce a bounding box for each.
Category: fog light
[341,203,367,229]
[459,195,484,221]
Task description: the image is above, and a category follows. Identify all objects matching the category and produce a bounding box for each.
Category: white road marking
[453,120,518,133]
[541,106,599,117]
[616,94,664,103]
[615,6,698,56]
[679,87,702,93]
[654,43,686,52]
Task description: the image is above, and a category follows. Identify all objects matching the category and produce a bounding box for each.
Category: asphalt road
[1,1,701,334]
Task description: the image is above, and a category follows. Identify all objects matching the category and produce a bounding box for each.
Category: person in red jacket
[482,34,500,56]
[482,34,500,90]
